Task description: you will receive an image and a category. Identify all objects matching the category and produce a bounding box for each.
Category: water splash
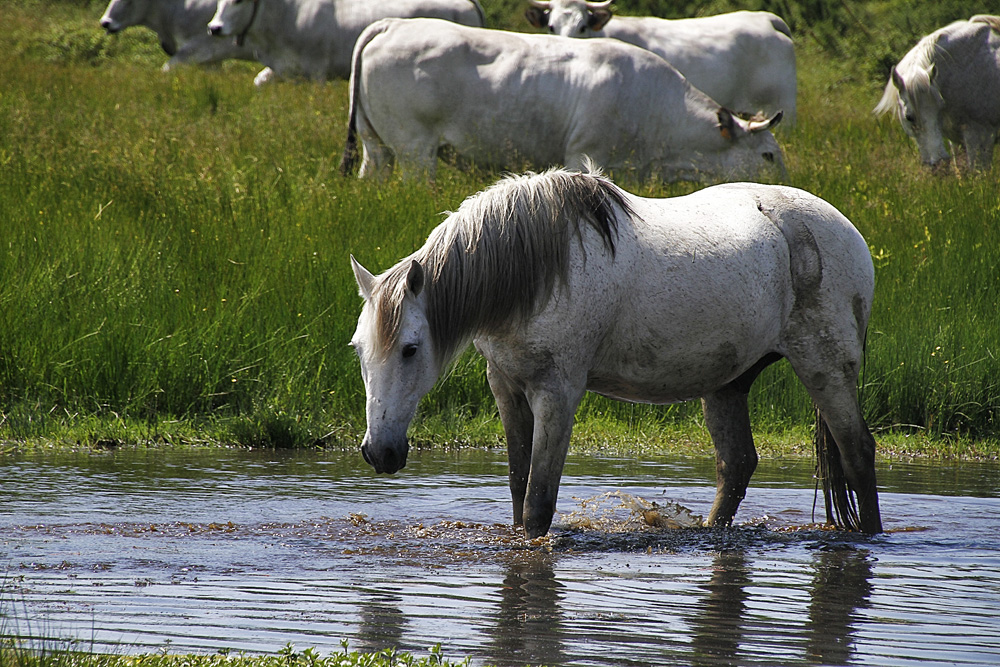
[561,491,703,532]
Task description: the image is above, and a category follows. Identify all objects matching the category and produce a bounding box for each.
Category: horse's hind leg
[487,362,533,527]
[702,388,758,527]
[790,360,882,533]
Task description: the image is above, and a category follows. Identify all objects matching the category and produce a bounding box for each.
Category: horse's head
[878,63,951,168]
[350,255,440,474]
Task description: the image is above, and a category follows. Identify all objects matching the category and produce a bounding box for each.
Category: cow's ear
[589,8,613,31]
[717,108,737,141]
[351,255,375,301]
[525,7,548,28]
[406,260,424,297]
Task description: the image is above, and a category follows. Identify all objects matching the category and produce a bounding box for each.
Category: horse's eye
[401,344,418,359]
[905,113,916,124]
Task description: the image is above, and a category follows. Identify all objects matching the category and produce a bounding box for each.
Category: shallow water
[2,447,999,666]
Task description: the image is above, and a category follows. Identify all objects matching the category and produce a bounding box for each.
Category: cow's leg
[486,362,533,527]
[168,39,227,69]
[522,385,584,539]
[396,141,439,181]
[701,388,757,527]
[357,116,394,180]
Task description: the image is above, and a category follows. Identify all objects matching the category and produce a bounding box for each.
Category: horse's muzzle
[361,440,408,474]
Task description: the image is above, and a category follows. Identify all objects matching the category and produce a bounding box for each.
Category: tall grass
[0,1,997,452]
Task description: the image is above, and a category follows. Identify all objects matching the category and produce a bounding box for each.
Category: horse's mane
[372,164,637,365]
[874,22,945,118]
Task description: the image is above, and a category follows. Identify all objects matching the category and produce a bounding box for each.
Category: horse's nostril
[361,445,372,466]
[763,152,774,163]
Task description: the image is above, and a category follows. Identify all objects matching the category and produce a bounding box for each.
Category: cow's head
[208,0,259,45]
[99,0,144,34]
[525,0,614,37]
[890,66,950,167]
[715,108,788,182]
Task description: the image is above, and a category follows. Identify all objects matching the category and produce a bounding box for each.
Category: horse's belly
[586,339,756,404]
[587,378,701,405]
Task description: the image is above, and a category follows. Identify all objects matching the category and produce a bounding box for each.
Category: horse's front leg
[486,362,534,527]
[701,388,758,527]
[523,389,581,538]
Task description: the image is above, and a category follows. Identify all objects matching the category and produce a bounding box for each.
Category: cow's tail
[339,20,392,176]
[467,0,486,27]
[768,14,793,40]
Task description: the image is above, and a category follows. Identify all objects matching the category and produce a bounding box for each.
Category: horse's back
[580,183,872,403]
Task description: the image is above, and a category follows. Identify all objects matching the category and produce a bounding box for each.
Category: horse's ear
[351,254,375,301]
[891,66,906,94]
[406,260,424,297]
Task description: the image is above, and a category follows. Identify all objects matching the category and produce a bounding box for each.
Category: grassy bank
[0,640,470,667]
[0,0,997,459]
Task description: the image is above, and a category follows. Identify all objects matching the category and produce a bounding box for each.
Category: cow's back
[357,21,652,168]
[350,18,782,180]
[602,11,795,122]
[334,0,483,33]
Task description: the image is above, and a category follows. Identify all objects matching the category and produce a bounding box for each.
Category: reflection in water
[690,550,752,667]
[356,593,408,654]
[487,554,565,667]
[806,546,873,665]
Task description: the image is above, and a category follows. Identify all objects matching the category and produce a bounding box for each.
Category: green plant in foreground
[0,639,472,667]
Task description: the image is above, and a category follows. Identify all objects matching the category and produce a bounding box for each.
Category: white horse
[350,166,882,538]
[875,15,1000,170]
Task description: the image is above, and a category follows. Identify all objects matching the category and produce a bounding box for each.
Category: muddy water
[2,448,999,666]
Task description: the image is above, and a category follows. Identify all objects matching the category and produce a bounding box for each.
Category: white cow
[207,0,485,84]
[875,15,1000,170]
[525,0,797,125]
[339,18,785,183]
[99,0,258,72]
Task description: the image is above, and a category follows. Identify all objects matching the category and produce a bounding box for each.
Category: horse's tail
[340,20,391,176]
[814,408,862,530]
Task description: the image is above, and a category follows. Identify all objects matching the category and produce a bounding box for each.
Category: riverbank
[0,642,471,667]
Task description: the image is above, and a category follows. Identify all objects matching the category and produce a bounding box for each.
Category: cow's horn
[528,0,552,7]
[585,0,614,7]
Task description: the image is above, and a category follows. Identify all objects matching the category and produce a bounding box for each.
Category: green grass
[0,639,470,667]
[0,0,997,458]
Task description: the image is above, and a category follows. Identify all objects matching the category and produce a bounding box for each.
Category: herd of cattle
[100,0,1000,180]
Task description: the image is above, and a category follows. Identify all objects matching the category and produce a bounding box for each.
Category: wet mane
[371,165,637,364]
